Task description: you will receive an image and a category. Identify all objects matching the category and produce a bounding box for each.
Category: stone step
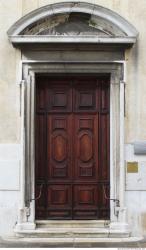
[36,220,109,228]
[15,227,130,238]
[16,228,109,238]
[4,236,143,245]
[15,220,131,238]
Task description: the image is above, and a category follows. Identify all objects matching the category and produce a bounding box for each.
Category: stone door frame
[15,59,128,234]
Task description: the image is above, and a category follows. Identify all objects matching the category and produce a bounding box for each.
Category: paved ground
[0,237,146,248]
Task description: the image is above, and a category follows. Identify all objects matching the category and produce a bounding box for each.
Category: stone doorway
[7,1,138,235]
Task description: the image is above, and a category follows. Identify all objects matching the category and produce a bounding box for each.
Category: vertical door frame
[15,60,129,234]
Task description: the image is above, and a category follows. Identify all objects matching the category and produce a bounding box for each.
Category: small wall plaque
[127,162,138,173]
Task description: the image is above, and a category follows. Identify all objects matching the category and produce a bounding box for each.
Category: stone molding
[15,60,129,235]
[7,2,138,45]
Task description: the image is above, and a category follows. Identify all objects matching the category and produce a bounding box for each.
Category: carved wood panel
[47,115,72,181]
[73,80,97,112]
[47,80,72,113]
[35,76,110,220]
[47,185,72,219]
[74,115,98,181]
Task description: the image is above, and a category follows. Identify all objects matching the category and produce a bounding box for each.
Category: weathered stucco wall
[0,1,22,234]
[0,0,22,143]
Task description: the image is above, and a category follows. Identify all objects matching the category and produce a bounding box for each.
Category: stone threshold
[14,220,131,239]
[36,220,110,228]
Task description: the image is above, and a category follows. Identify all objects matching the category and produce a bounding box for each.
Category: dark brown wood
[35,76,110,220]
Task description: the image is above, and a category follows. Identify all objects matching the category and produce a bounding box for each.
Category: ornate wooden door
[35,76,110,220]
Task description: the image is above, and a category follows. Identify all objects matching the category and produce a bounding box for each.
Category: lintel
[9,35,136,45]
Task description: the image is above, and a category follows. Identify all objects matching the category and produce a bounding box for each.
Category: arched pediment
[7,2,138,45]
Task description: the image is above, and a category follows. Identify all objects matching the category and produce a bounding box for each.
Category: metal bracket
[19,79,26,85]
[27,183,44,203]
[103,185,120,206]
[26,207,30,217]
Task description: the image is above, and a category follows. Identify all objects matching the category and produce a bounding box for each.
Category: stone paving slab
[0,237,146,248]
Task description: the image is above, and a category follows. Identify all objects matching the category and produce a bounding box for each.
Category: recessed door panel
[47,185,72,218]
[47,81,72,112]
[74,115,98,181]
[73,80,97,112]
[47,115,72,181]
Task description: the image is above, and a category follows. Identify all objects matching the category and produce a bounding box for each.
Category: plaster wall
[0,0,146,237]
[125,144,146,236]
[0,144,21,235]
[0,0,21,143]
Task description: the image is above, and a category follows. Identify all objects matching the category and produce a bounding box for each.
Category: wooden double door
[35,75,110,220]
